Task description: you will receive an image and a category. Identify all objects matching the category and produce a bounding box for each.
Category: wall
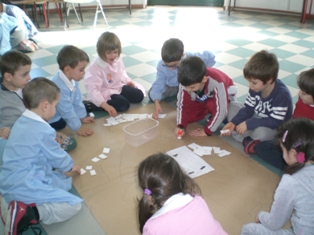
[226,0,313,13]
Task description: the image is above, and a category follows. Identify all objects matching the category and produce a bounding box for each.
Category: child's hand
[220,122,235,136]
[236,121,247,135]
[101,103,117,117]
[0,127,10,139]
[189,128,206,137]
[255,214,261,223]
[152,102,162,119]
[64,164,81,177]
[76,127,93,136]
[81,116,94,124]
[174,127,185,138]
[126,82,135,87]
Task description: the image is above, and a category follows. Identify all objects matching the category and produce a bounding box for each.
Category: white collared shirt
[59,70,75,92]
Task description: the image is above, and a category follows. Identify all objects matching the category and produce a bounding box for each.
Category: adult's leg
[37,202,82,225]
[107,94,130,112]
[255,140,287,170]
[120,85,144,103]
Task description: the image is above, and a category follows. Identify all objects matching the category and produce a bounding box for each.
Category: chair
[63,0,108,29]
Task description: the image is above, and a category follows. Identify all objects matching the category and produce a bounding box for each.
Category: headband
[144,188,151,195]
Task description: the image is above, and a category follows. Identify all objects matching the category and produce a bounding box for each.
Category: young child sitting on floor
[241,118,314,235]
[175,56,237,138]
[84,31,145,117]
[0,77,82,235]
[0,50,76,163]
[255,68,314,170]
[221,50,293,155]
[148,38,216,119]
[138,153,227,235]
[49,45,94,137]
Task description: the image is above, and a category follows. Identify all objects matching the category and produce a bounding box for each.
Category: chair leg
[96,0,108,27]
[128,0,131,15]
[78,3,83,22]
[32,4,40,28]
[55,2,63,22]
[44,2,49,28]
[71,3,81,24]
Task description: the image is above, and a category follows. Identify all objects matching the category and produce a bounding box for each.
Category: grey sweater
[259,164,314,234]
[0,84,25,129]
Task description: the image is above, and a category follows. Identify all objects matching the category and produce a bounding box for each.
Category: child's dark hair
[57,45,89,71]
[243,50,279,84]
[23,77,60,109]
[97,32,122,60]
[137,153,201,233]
[297,68,314,99]
[177,56,206,86]
[0,50,32,77]
[161,38,184,63]
[276,118,314,175]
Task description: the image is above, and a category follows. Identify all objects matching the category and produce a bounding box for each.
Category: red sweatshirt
[293,97,314,120]
[176,67,237,135]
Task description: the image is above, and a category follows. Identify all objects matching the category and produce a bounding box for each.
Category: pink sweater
[84,57,145,107]
[143,194,227,235]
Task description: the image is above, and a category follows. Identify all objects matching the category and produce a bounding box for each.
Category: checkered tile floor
[29,6,314,105]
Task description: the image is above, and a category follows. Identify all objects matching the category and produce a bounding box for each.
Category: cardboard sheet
[66,102,287,235]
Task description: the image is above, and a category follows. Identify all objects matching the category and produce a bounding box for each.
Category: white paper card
[220,129,230,134]
[158,113,166,118]
[90,170,96,176]
[187,143,202,150]
[80,168,87,175]
[92,157,100,162]
[89,112,95,117]
[167,146,214,178]
[99,154,108,159]
[218,150,231,157]
[86,166,93,170]
[103,147,110,153]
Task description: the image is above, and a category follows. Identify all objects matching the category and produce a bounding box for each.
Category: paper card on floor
[103,123,112,127]
[103,147,110,153]
[187,143,202,150]
[90,170,96,176]
[92,157,100,162]
[99,154,108,159]
[115,114,123,119]
[80,168,87,175]
[218,150,231,157]
[213,147,222,154]
[158,113,166,118]
[138,114,148,119]
[106,117,116,124]
[194,148,205,156]
[167,146,214,178]
[202,146,212,155]
[86,165,93,170]
[89,112,95,117]
[220,129,230,134]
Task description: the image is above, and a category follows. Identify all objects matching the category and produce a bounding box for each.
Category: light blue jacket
[0,110,83,205]
[0,13,17,55]
[49,71,87,131]
[149,51,216,101]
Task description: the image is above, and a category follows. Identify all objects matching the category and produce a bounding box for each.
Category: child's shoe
[5,201,39,235]
[242,136,260,155]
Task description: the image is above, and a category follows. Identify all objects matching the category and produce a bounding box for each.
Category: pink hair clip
[282,130,288,143]
[144,188,151,195]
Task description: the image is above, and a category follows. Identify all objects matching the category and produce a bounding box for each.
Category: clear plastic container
[123,118,159,147]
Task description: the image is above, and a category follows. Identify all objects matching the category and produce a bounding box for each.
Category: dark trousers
[255,139,287,170]
[107,85,144,112]
[50,118,67,130]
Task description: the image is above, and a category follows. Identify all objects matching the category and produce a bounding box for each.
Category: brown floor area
[67,103,286,235]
